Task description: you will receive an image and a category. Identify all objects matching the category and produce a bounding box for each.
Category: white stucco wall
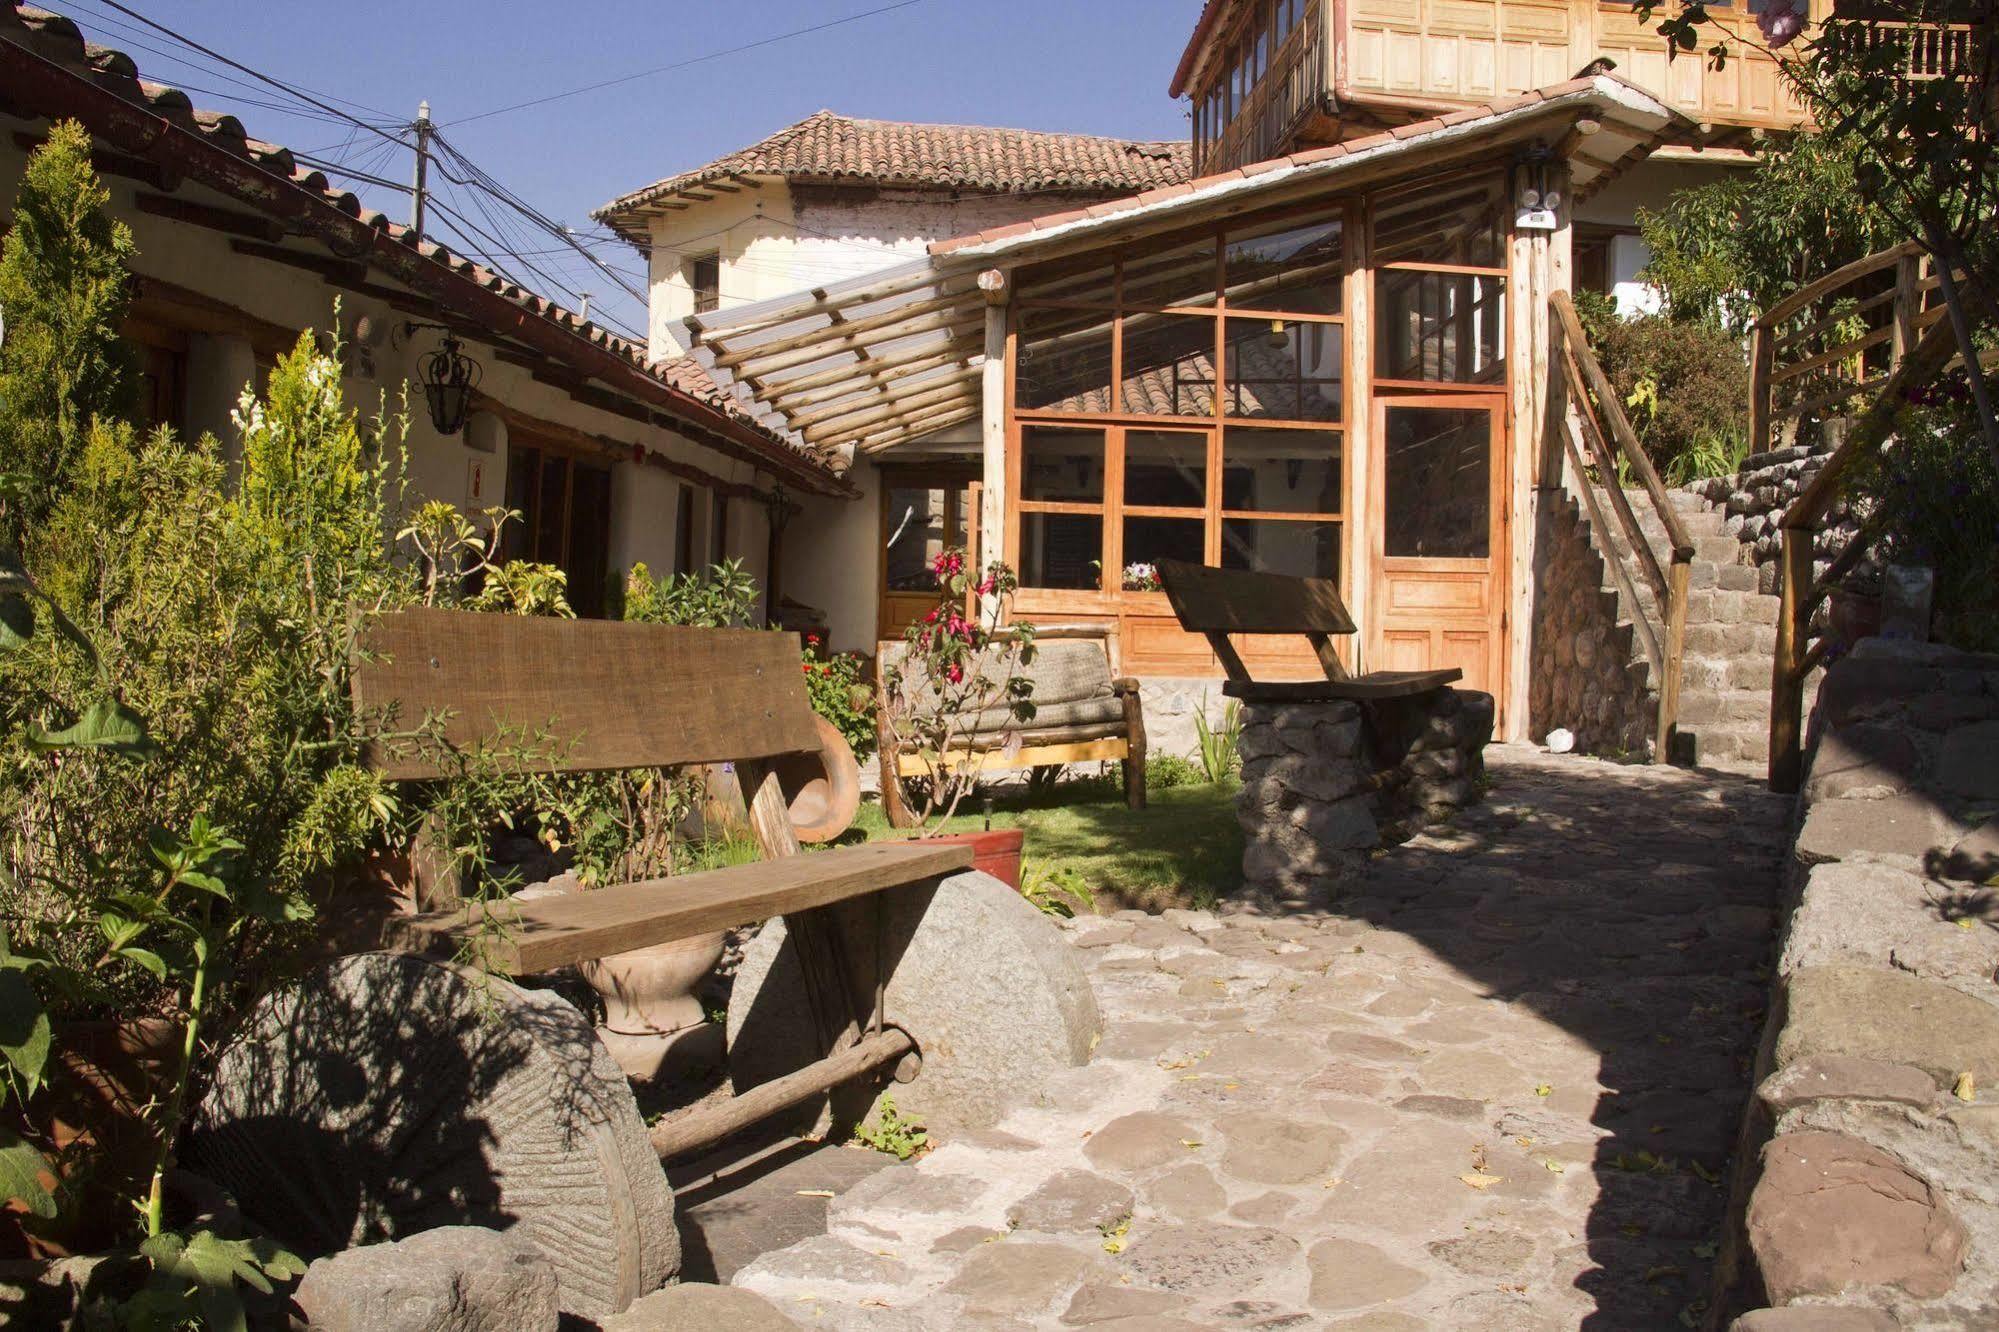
[644,181,1123,358]
[1577,155,1752,318]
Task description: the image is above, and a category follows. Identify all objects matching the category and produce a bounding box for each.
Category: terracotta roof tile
[0,2,837,479]
[595,111,1192,242]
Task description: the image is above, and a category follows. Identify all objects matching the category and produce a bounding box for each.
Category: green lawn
[848,779,1244,912]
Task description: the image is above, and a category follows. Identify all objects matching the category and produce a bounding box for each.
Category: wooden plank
[894,735,1129,778]
[1158,560,1359,635]
[1221,669,1461,703]
[355,609,820,781]
[1655,556,1691,763]
[1769,325,1893,386]
[1563,418,1663,673]
[382,840,972,975]
[1756,240,1923,329]
[1748,324,1774,456]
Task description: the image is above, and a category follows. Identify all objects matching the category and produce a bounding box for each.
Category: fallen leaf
[795,1190,835,1199]
[1535,1084,1553,1097]
[1645,1264,1685,1281]
[1958,918,1976,931]
[1955,1071,1976,1102]
[1181,1139,1203,1148]
[1515,1136,1535,1148]
[1543,1160,1565,1174]
[1459,1172,1502,1190]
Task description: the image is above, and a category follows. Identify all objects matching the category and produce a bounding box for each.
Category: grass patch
[848,778,1243,913]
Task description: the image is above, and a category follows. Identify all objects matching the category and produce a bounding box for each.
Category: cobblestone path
[731,747,1791,1330]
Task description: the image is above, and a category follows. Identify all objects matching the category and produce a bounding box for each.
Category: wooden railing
[1858,20,1982,82]
[1550,292,1696,762]
[1199,2,1326,175]
[1760,243,1978,792]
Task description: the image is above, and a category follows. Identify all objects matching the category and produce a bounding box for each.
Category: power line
[80,0,410,147]
[439,0,927,128]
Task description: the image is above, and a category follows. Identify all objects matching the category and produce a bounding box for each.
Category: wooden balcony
[1200,1,1330,175]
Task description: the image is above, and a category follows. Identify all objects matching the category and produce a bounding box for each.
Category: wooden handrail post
[1748,324,1774,459]
[1656,555,1691,764]
[1768,527,1812,793]
[1892,252,1922,369]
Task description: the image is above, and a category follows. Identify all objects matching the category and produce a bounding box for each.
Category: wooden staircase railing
[1550,291,1696,763]
[1760,241,1988,792]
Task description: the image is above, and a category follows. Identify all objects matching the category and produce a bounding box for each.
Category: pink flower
[946,663,965,684]
[1757,1,1805,46]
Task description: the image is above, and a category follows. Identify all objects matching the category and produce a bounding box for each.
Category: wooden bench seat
[1157,561,1461,700]
[384,840,972,975]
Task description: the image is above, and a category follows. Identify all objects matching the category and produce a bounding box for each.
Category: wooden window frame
[686,251,721,315]
[1007,197,1357,610]
[503,430,616,617]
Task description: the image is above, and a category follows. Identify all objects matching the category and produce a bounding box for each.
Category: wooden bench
[355,607,974,1158]
[1156,560,1461,703]
[875,622,1147,826]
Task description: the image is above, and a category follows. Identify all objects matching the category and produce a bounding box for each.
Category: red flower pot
[917,828,1025,890]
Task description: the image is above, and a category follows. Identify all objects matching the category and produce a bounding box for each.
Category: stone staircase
[1590,487,1784,772]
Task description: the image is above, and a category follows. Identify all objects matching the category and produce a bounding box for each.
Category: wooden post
[1655,556,1691,765]
[1892,252,1921,369]
[979,270,1009,578]
[1768,527,1812,793]
[1748,324,1774,458]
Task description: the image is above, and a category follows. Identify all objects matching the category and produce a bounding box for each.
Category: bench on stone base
[1157,561,1494,906]
[184,609,1099,1322]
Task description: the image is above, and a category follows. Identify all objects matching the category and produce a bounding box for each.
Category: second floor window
[686,252,720,314]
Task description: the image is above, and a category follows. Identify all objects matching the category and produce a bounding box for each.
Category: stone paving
[728,746,1791,1330]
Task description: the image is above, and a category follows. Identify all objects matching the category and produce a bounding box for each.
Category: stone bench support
[1236,687,1495,907]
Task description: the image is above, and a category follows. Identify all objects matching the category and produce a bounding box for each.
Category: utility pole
[409,99,432,238]
[578,291,593,321]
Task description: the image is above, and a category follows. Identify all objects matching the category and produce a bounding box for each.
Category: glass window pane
[1372,176,1507,267]
[1122,314,1219,417]
[1121,236,1218,310]
[1022,513,1103,590]
[1221,518,1340,580]
[1383,406,1491,559]
[1125,430,1208,508]
[1016,305,1114,412]
[1018,254,1116,306]
[1121,516,1203,588]
[1222,426,1341,514]
[1372,271,1506,385]
[1225,318,1343,420]
[884,486,955,591]
[1022,426,1105,502]
[1225,213,1343,314]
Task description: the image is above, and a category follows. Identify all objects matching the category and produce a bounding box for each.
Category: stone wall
[1717,639,1999,1329]
[1529,492,1655,756]
[1236,689,1494,909]
[1686,440,1871,597]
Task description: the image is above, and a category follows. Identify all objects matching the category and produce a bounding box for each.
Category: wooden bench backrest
[1156,560,1356,685]
[354,607,821,782]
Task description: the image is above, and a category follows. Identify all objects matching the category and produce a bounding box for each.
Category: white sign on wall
[467,457,487,505]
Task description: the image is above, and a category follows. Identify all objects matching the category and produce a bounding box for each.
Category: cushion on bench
[883,639,1118,739]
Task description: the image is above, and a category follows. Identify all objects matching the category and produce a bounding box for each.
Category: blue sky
[63,1,1202,340]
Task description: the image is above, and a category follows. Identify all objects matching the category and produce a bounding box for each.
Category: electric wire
[437,0,927,129]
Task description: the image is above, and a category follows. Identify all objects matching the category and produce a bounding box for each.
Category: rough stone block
[1758,1056,1940,1114]
[1939,816,1999,884]
[1004,1170,1133,1234]
[1938,721,1999,800]
[1747,1131,1966,1302]
[294,1226,560,1332]
[728,871,1099,1135]
[1777,966,1999,1085]
[1793,796,1961,868]
[1731,1308,1899,1331]
[1803,724,1926,800]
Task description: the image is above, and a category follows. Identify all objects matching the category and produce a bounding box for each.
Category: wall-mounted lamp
[1513,144,1561,231]
[402,321,482,436]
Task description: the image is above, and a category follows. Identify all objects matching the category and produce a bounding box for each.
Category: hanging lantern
[418,332,481,436]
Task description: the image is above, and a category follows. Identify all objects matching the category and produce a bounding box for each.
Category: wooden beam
[649,1026,915,1160]
[775,348,975,413]
[795,369,981,436]
[715,291,971,371]
[470,390,782,506]
[135,191,284,243]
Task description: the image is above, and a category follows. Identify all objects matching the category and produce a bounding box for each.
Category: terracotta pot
[773,715,862,844]
[917,828,1025,890]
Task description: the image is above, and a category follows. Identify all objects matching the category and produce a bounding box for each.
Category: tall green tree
[0,119,136,548]
[1633,0,1999,461]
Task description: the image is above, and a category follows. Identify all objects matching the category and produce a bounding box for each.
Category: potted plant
[877,549,1037,887]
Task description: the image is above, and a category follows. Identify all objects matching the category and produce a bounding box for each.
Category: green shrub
[0,120,135,546]
[1585,315,1749,481]
[801,639,877,762]
[619,558,759,627]
[1146,752,1203,790]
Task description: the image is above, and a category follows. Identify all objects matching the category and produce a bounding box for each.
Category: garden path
[725,745,1790,1330]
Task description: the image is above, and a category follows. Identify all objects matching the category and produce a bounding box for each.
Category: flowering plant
[877,549,1037,834]
[1121,562,1163,592]
[801,635,877,762]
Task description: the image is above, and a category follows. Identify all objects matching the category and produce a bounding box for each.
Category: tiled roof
[933,76,1694,256]
[0,3,844,488]
[595,111,1192,242]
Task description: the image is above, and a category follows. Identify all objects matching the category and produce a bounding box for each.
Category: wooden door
[1368,395,1507,708]
[879,470,975,644]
